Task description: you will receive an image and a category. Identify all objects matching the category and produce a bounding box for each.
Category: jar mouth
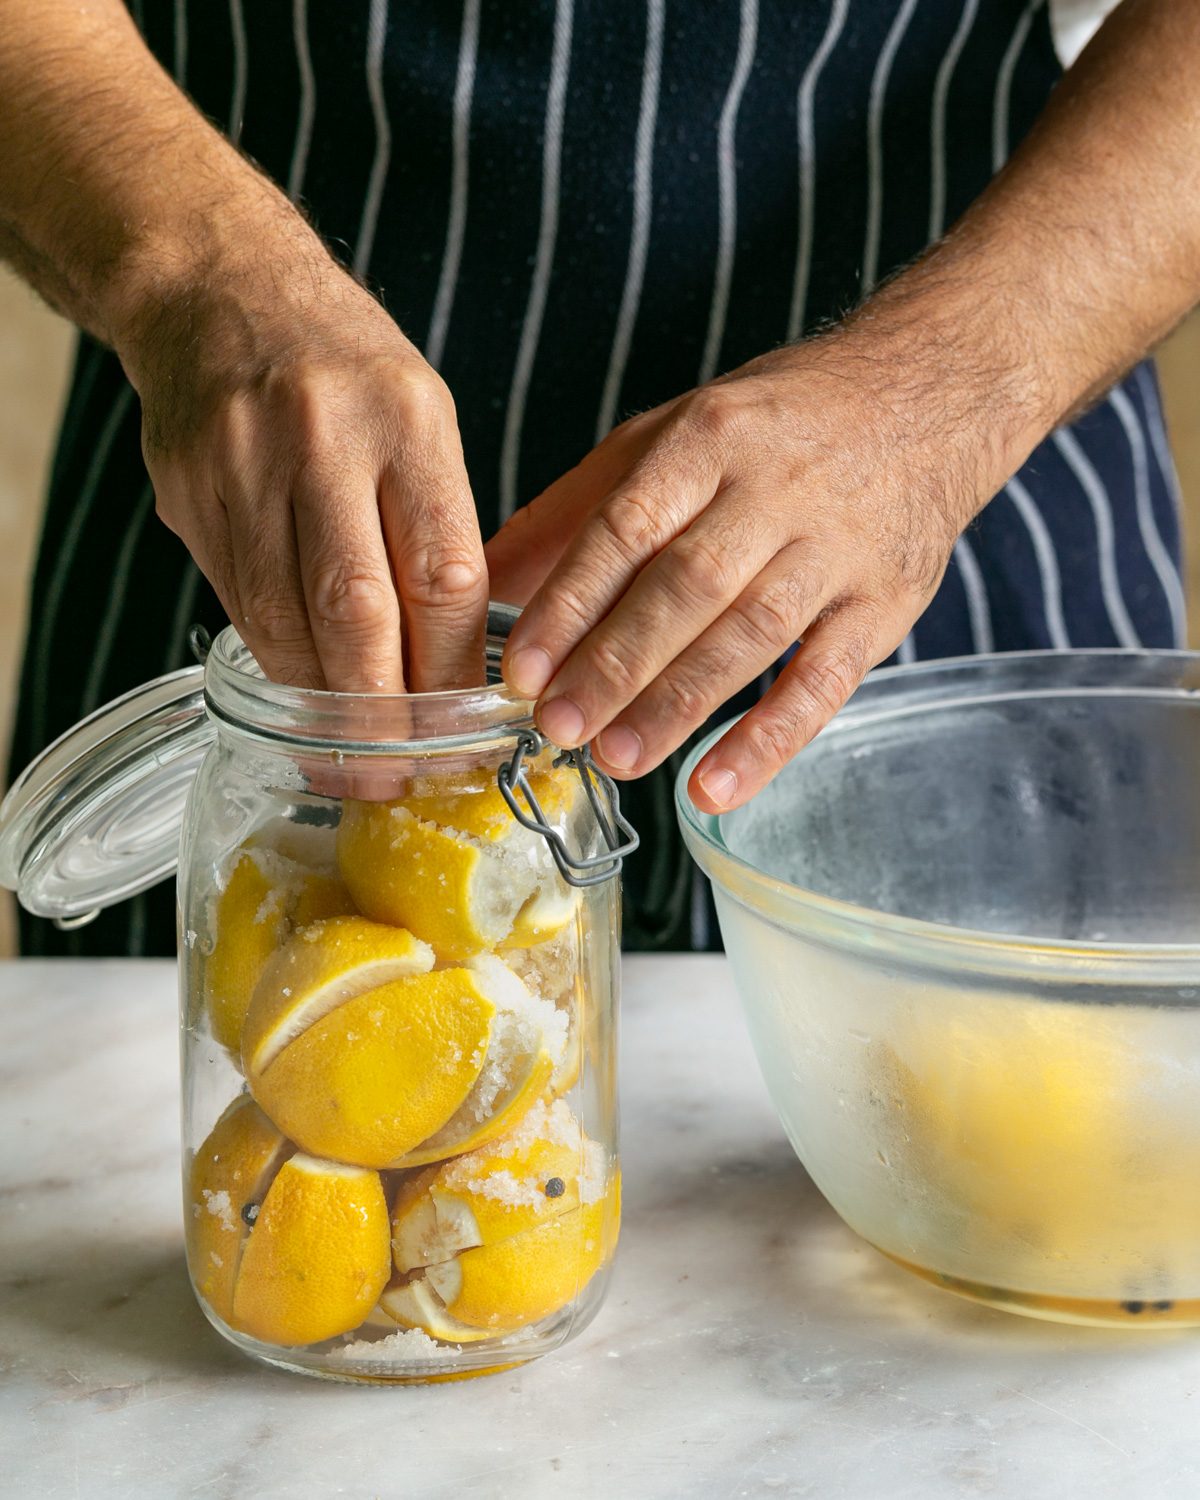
[203,606,535,755]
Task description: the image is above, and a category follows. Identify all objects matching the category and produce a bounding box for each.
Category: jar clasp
[497,730,639,887]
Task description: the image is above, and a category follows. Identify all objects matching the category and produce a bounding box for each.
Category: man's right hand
[120,229,488,694]
[0,0,488,693]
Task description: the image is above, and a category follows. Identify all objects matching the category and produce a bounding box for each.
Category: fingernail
[507,645,554,697]
[697,766,738,809]
[596,724,642,772]
[539,697,586,747]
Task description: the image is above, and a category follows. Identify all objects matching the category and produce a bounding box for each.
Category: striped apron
[10,0,1184,956]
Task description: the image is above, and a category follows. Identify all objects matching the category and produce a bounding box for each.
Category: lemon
[204,836,355,1054]
[391,1098,604,1270]
[187,1095,292,1323]
[231,1153,391,1346]
[381,1104,619,1339]
[241,915,435,1078]
[399,954,566,1167]
[501,879,581,952]
[245,935,564,1169]
[337,801,536,960]
[877,1002,1126,1256]
[336,761,586,961]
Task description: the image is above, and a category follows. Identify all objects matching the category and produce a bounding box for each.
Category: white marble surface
[4,956,1200,1499]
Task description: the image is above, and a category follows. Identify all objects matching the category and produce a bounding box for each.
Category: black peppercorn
[1121,1299,1145,1314]
[241,1201,260,1228]
[544,1177,566,1198]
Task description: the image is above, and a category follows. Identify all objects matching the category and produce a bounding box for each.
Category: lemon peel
[204,836,355,1054]
[382,1101,618,1338]
[231,1153,391,1346]
[186,1095,291,1324]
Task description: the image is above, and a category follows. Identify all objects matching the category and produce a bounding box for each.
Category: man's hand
[489,0,1200,812]
[123,239,487,692]
[487,333,1010,814]
[0,0,487,692]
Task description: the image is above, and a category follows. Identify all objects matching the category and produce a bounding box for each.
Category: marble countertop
[4,955,1200,1499]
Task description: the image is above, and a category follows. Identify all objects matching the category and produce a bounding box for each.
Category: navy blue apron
[10,0,1184,955]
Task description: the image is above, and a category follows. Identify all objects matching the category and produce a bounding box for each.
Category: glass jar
[1,606,632,1382]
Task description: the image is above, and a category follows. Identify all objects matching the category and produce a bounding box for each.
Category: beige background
[0,268,1198,954]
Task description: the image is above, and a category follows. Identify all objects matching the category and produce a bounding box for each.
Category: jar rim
[203,608,537,757]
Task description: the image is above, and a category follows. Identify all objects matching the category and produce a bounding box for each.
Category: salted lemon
[186,1095,292,1323]
[231,1153,391,1346]
[381,1102,619,1340]
[337,800,536,960]
[240,915,435,1079]
[204,834,355,1054]
[336,761,587,961]
[245,932,564,1169]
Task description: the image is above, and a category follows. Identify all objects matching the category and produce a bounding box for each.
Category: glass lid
[0,664,211,924]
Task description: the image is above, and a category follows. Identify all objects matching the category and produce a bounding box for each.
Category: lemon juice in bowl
[0,604,634,1382]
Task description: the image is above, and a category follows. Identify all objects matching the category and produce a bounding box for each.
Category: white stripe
[1108,384,1187,647]
[354,0,392,279]
[897,633,918,665]
[228,0,248,145]
[595,0,665,440]
[287,0,316,201]
[787,0,850,342]
[167,564,205,672]
[1052,426,1140,647]
[426,0,482,371]
[862,0,921,294]
[1135,362,1185,512]
[173,0,187,86]
[953,534,994,654]
[32,386,136,747]
[698,0,758,384]
[928,0,979,242]
[992,0,1044,172]
[1003,476,1070,648]
[82,482,156,713]
[499,0,574,521]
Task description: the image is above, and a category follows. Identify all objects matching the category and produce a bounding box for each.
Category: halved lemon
[381,1103,619,1340]
[241,915,434,1079]
[244,930,564,1169]
[231,1153,391,1346]
[186,1095,292,1323]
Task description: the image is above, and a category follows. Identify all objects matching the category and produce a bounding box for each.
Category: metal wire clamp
[497,729,640,888]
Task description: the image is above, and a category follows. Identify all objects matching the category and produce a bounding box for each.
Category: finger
[687,602,904,812]
[536,500,802,749]
[590,546,829,776]
[293,462,404,693]
[484,421,649,604]
[380,386,488,691]
[222,481,322,688]
[502,449,720,704]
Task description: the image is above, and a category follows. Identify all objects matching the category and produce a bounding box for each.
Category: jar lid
[0,665,212,923]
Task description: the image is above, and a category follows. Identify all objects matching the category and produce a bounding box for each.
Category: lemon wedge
[381,1101,619,1339]
[231,1153,391,1346]
[241,915,435,1078]
[186,1095,292,1324]
[204,834,355,1054]
[244,932,563,1169]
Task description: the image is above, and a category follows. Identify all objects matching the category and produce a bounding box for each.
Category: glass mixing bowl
[677,651,1200,1328]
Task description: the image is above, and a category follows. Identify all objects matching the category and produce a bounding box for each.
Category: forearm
[0,0,321,356]
[836,0,1200,511]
